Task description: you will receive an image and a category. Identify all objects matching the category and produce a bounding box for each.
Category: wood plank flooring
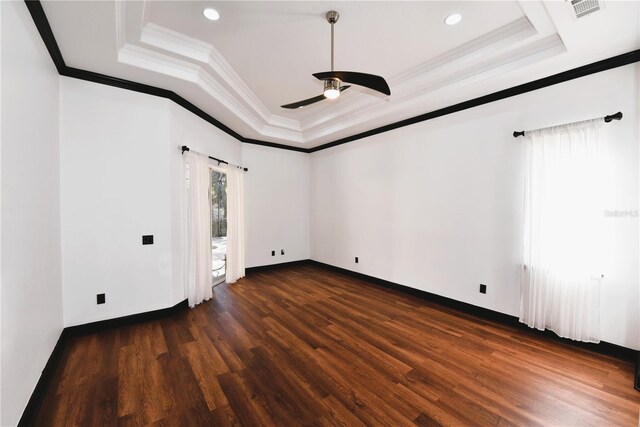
[36,264,639,426]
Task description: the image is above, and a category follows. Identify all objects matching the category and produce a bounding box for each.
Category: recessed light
[203,8,220,21]
[445,13,462,26]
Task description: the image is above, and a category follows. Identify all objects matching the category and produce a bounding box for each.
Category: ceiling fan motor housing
[324,78,341,91]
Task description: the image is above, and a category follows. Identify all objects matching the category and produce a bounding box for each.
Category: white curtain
[225,164,245,283]
[520,119,605,343]
[184,151,212,307]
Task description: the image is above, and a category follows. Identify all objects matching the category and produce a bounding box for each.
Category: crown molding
[141,22,211,63]
[308,48,640,153]
[118,2,566,143]
[301,16,541,132]
[303,34,566,142]
[24,0,640,155]
[118,43,200,83]
[123,4,566,144]
[398,17,538,83]
[137,19,303,140]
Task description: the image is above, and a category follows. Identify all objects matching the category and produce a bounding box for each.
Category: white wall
[60,78,174,326]
[310,64,640,350]
[1,2,64,425]
[59,76,312,323]
[242,144,310,268]
[58,63,638,350]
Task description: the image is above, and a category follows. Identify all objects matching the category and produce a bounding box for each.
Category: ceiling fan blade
[281,85,351,109]
[313,71,391,96]
[281,94,326,109]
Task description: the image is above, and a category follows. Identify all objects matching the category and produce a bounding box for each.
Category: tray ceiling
[42,1,640,148]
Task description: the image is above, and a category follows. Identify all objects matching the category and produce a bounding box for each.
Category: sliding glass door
[210,167,227,285]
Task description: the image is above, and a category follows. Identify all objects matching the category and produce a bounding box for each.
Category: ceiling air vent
[570,0,603,19]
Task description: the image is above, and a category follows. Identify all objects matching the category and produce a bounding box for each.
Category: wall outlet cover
[271,250,275,256]
[355,257,359,263]
[97,293,106,304]
[479,284,487,294]
[142,235,154,245]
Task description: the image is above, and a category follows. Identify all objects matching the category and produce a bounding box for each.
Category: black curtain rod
[181,145,248,172]
[513,111,623,138]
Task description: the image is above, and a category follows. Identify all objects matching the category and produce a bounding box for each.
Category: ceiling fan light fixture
[445,13,462,25]
[203,8,220,21]
[280,11,390,109]
[323,79,341,99]
[324,89,340,100]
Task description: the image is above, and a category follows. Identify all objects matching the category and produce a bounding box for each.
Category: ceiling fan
[281,10,391,109]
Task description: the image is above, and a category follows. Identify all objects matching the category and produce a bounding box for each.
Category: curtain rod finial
[513,131,525,138]
[604,111,623,123]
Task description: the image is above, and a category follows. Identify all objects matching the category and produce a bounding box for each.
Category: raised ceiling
[42,1,639,148]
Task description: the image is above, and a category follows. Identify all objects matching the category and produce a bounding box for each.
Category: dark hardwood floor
[36,264,639,426]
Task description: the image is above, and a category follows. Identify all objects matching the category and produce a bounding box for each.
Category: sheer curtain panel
[520,119,605,343]
[184,151,212,307]
[225,164,245,283]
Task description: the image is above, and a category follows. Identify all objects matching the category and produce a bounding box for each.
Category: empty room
[2,0,639,425]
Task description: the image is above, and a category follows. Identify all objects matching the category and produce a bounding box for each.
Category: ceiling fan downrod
[326,10,339,72]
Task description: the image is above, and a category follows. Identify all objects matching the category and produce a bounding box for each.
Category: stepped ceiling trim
[25,0,640,153]
[115,1,566,144]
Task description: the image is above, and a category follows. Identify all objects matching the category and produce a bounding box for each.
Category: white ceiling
[42,1,639,148]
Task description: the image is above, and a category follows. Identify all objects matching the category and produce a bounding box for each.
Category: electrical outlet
[355,257,359,263]
[479,284,487,294]
[271,250,275,256]
[281,249,285,255]
[97,293,106,304]
[142,235,154,245]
